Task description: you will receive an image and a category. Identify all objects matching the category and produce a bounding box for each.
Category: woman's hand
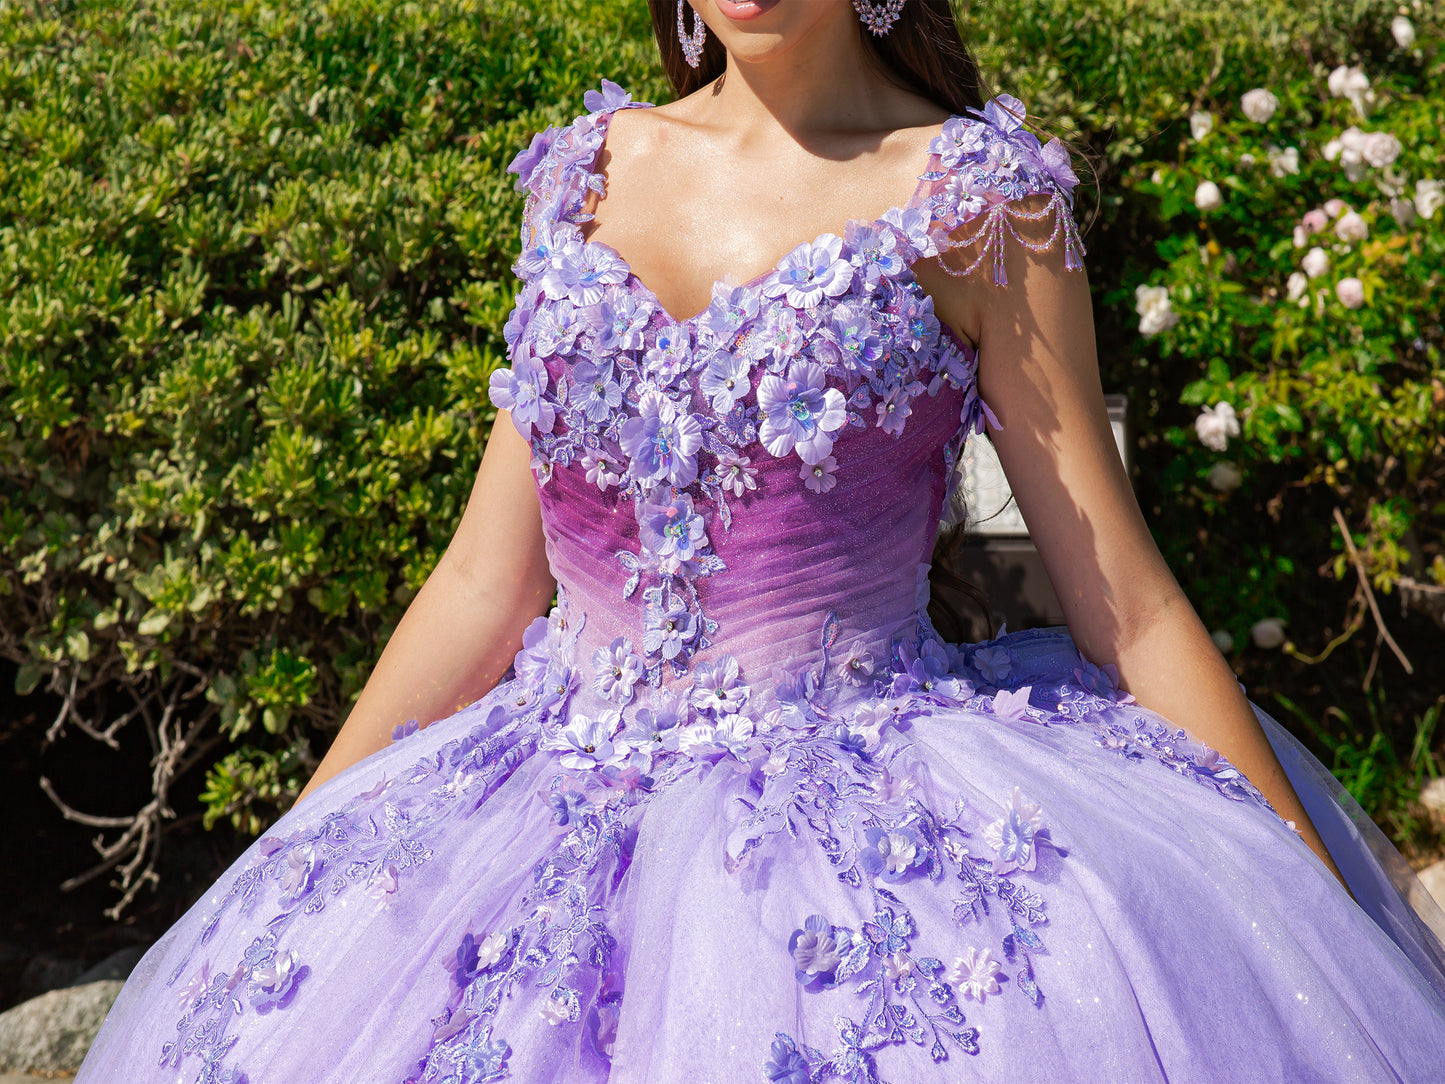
[918,205,1347,886]
[296,412,555,803]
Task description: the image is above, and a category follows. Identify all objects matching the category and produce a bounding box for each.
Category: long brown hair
[643,0,996,641]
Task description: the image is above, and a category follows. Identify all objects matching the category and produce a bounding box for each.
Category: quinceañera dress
[80,81,1445,1084]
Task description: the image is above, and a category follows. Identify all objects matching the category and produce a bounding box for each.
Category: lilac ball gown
[78,80,1445,1084]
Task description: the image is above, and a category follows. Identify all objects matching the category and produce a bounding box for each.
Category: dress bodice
[489,81,1084,752]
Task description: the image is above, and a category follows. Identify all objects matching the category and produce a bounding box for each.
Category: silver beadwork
[853,0,907,36]
[677,0,707,68]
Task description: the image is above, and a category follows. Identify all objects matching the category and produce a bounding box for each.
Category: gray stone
[1420,776,1445,821]
[0,980,122,1075]
[1419,859,1445,911]
[16,956,83,1002]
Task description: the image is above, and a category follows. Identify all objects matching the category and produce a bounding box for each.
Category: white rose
[1250,618,1287,650]
[1135,284,1179,338]
[1336,277,1365,309]
[1207,461,1243,492]
[1360,131,1402,168]
[1194,402,1240,452]
[1241,88,1279,124]
[1189,110,1215,141]
[1267,145,1300,177]
[1327,65,1374,116]
[1194,180,1224,213]
[1286,271,1308,301]
[1416,179,1444,219]
[1301,246,1329,279]
[1292,224,1309,248]
[1392,16,1416,49]
[1334,210,1368,242]
[1391,197,1417,227]
[1211,629,1236,653]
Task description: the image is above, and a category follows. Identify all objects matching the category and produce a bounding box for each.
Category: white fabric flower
[1195,403,1240,452]
[1336,277,1365,309]
[475,932,507,970]
[1392,16,1416,49]
[1189,110,1215,141]
[1267,146,1299,178]
[1135,284,1179,338]
[1301,246,1330,279]
[1194,180,1224,213]
[1335,210,1368,243]
[1207,461,1243,492]
[1251,618,1287,649]
[1416,179,1444,220]
[539,997,571,1025]
[946,948,1003,1002]
[1241,88,1279,124]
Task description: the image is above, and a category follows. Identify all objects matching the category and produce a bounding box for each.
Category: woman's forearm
[1109,590,1345,884]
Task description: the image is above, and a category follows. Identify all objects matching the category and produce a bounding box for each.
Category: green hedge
[3,0,1440,913]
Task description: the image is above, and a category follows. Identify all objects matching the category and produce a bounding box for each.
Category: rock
[0,980,122,1075]
[1419,860,1445,912]
[73,947,146,987]
[17,955,83,1002]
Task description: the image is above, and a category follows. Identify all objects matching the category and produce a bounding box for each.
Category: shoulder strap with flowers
[504,80,647,260]
[918,95,1086,286]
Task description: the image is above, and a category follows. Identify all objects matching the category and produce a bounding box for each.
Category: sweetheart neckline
[572,102,955,330]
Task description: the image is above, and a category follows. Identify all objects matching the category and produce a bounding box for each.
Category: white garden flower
[1392,16,1416,49]
[1194,402,1240,452]
[1194,180,1224,213]
[1241,88,1279,124]
[1190,110,1215,141]
[1327,65,1375,116]
[1286,272,1308,302]
[1360,131,1402,169]
[1207,461,1243,492]
[1336,277,1365,309]
[1301,246,1330,279]
[1267,145,1300,177]
[1416,179,1444,219]
[1250,618,1287,650]
[1211,629,1236,653]
[1335,210,1368,242]
[1391,197,1417,227]
[1135,284,1179,338]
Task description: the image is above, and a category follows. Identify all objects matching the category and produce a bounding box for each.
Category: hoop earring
[677,0,707,68]
[853,0,907,36]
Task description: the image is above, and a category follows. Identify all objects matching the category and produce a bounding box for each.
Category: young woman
[78,2,1445,1081]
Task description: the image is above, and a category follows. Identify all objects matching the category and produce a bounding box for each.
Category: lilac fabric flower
[243,937,309,1014]
[990,686,1032,720]
[582,450,623,491]
[503,280,540,347]
[703,280,761,343]
[715,403,758,446]
[630,692,689,752]
[643,594,698,661]
[643,324,694,386]
[983,787,1046,874]
[638,491,709,570]
[845,222,905,289]
[788,915,852,987]
[488,346,555,436]
[714,452,758,498]
[619,392,703,487]
[591,291,653,353]
[544,238,630,306]
[582,79,631,114]
[860,826,924,881]
[544,712,627,771]
[829,300,883,374]
[973,645,1014,683]
[799,455,837,494]
[748,304,806,371]
[896,291,941,354]
[874,385,915,437]
[569,359,622,422]
[763,234,854,309]
[530,299,584,357]
[935,114,990,168]
[757,360,847,465]
[763,1037,812,1084]
[700,351,751,414]
[688,654,749,716]
[506,125,558,191]
[838,638,875,685]
[517,221,569,278]
[592,636,643,705]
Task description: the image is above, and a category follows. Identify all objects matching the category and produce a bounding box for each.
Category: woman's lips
[713,0,782,21]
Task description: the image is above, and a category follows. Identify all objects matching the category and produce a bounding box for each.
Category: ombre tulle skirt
[77,626,1445,1084]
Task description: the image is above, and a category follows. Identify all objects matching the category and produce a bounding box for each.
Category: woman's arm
[920,214,1345,884]
[296,413,556,802]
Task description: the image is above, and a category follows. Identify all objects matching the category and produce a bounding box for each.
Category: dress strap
[506,80,651,250]
[917,94,1086,285]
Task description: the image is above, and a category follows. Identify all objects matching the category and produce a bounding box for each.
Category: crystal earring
[853,0,907,36]
[677,0,707,68]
